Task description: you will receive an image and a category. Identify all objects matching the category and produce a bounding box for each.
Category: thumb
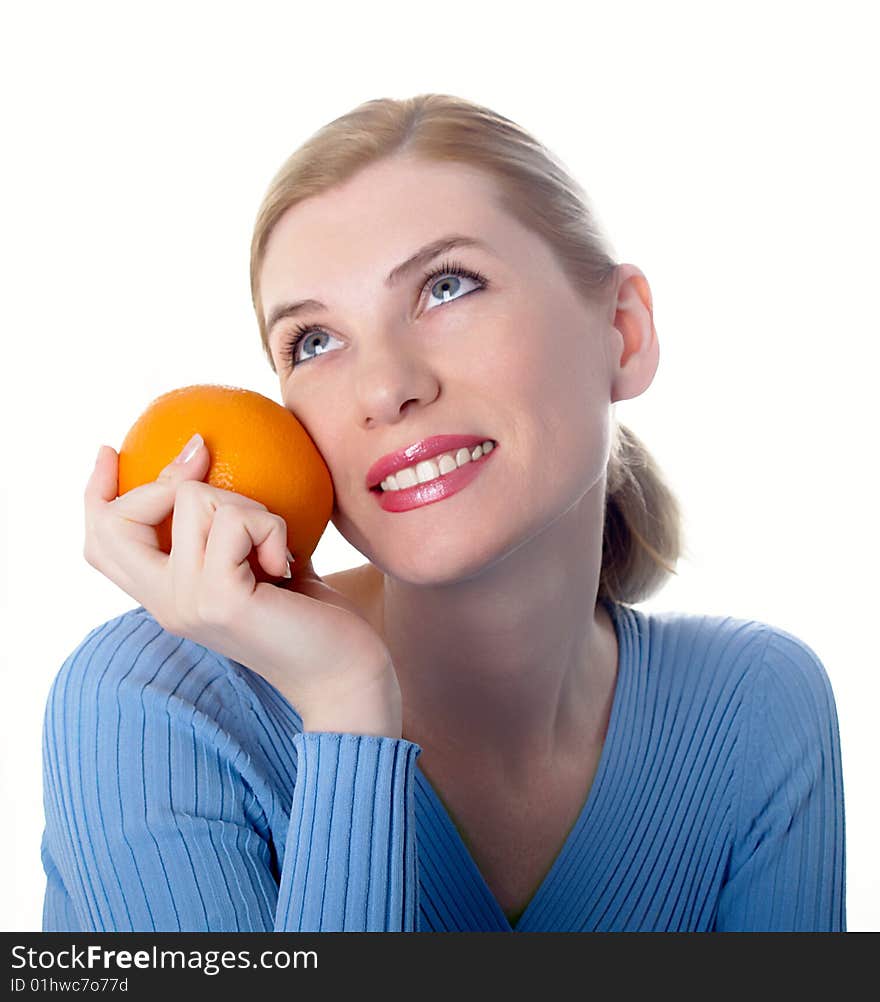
[156,432,211,483]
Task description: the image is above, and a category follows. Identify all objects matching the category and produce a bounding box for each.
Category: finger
[83,445,163,603]
[110,436,213,529]
[169,482,276,585]
[84,447,118,566]
[88,439,211,616]
[201,504,289,588]
[85,446,119,506]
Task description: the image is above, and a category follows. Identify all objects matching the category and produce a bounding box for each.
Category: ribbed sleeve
[41,610,422,932]
[716,628,846,930]
[277,733,421,930]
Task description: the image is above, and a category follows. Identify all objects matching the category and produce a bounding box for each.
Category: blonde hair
[249,93,684,605]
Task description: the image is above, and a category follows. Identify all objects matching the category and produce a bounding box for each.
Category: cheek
[281,385,324,442]
[505,311,610,474]
[492,308,600,420]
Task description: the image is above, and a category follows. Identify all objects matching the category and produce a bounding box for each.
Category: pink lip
[365,435,494,490]
[373,443,497,512]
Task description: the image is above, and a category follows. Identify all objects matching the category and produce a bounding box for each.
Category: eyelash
[278,258,489,371]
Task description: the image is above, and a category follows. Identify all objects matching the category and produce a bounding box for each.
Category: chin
[390,545,502,588]
[335,514,507,587]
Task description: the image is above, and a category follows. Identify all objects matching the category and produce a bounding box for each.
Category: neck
[381,480,618,785]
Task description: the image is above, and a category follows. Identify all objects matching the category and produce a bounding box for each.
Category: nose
[355,330,440,428]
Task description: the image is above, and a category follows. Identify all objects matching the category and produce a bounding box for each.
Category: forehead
[259,157,513,299]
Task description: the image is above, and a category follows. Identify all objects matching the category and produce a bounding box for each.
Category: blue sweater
[40,598,846,931]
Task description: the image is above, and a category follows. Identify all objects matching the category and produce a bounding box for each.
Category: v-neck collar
[413,598,635,931]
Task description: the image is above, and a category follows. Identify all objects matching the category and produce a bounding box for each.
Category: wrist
[299,665,403,739]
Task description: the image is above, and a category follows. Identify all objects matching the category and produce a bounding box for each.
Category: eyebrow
[265,234,492,344]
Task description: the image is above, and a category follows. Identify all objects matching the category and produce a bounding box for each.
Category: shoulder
[614,605,843,816]
[618,602,834,705]
[610,602,841,759]
[323,562,382,605]
[738,621,841,756]
[45,606,259,738]
[43,609,314,819]
[753,622,837,709]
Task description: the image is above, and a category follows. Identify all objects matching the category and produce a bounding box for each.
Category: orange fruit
[117,384,334,584]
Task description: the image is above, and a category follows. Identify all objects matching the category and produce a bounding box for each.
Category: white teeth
[394,467,418,489]
[380,440,495,491]
[438,454,457,475]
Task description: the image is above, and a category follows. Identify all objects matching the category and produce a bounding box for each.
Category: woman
[41,93,845,931]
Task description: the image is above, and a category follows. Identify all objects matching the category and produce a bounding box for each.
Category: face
[259,154,619,586]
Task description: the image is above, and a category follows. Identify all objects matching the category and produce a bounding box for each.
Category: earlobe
[609,264,659,403]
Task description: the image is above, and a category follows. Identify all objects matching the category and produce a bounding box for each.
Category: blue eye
[423,266,483,310]
[279,258,489,371]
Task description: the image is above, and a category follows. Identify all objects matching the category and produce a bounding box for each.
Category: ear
[608,264,660,404]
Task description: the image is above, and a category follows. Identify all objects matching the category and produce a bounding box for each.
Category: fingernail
[94,446,105,467]
[174,433,203,464]
[282,560,292,579]
[286,549,300,581]
[282,549,296,578]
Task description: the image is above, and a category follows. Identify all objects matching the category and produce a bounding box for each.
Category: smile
[377,440,495,491]
[371,441,498,513]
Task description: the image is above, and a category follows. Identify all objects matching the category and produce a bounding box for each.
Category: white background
[2,1,877,931]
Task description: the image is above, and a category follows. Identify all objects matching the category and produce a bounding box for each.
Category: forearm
[276,731,422,931]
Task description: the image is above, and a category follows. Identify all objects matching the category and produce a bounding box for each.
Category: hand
[83,438,401,735]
